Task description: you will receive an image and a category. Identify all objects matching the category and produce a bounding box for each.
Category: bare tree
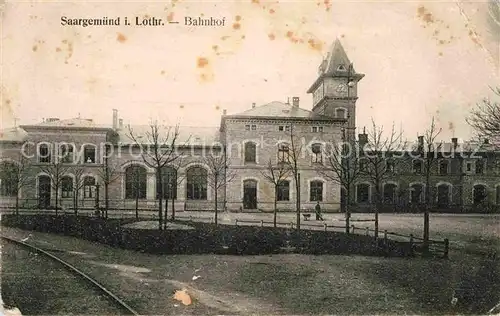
[96,144,120,219]
[38,160,71,215]
[466,87,500,142]
[72,167,86,215]
[0,154,33,215]
[164,156,186,222]
[320,127,361,233]
[128,121,183,230]
[362,119,405,238]
[261,158,291,227]
[419,117,443,251]
[204,146,235,225]
[286,123,305,230]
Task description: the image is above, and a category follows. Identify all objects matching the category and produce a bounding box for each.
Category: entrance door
[243,180,257,209]
[38,175,51,209]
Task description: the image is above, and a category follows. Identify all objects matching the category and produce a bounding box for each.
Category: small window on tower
[251,124,257,131]
[337,64,346,71]
[312,127,318,133]
[278,126,284,131]
[318,126,324,132]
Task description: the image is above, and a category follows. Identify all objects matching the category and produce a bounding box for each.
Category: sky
[1,0,499,142]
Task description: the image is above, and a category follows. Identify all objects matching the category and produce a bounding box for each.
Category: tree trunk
[172,197,175,221]
[104,183,109,219]
[423,177,431,253]
[15,192,19,216]
[214,187,218,226]
[273,195,277,228]
[55,187,59,216]
[75,189,79,215]
[374,189,380,239]
[135,195,139,221]
[163,198,168,230]
[158,169,163,231]
[345,186,350,234]
[295,174,301,230]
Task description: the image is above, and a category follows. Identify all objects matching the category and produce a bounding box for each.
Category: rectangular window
[476,160,484,174]
[386,161,395,173]
[285,126,290,132]
[251,124,256,131]
[311,143,322,163]
[245,125,250,131]
[439,161,449,175]
[84,146,96,163]
[278,144,290,163]
[277,181,290,201]
[310,181,323,201]
[312,127,318,133]
[61,178,73,198]
[466,162,472,172]
[278,126,284,131]
[59,144,74,163]
[318,126,323,132]
[38,144,51,163]
[413,160,422,174]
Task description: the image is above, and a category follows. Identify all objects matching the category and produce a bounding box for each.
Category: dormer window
[278,125,290,132]
[337,64,346,71]
[245,124,256,131]
[311,126,324,133]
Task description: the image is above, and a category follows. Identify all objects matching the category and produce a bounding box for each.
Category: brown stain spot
[5,99,11,105]
[417,6,434,23]
[439,40,445,45]
[233,23,241,30]
[268,33,275,40]
[179,104,184,109]
[144,14,150,19]
[32,45,37,52]
[62,39,68,44]
[251,0,259,3]
[56,47,61,52]
[201,13,205,17]
[235,15,242,21]
[448,121,455,131]
[160,70,166,75]
[433,30,439,36]
[438,52,443,56]
[286,31,293,38]
[269,9,275,14]
[197,57,209,68]
[215,105,220,110]
[341,34,345,38]
[117,33,127,43]
[221,36,230,40]
[241,35,246,39]
[324,0,331,11]
[308,39,323,51]
[212,45,218,51]
[167,12,174,22]
[87,35,91,39]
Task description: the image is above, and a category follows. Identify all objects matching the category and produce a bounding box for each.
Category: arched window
[356,183,370,203]
[437,183,451,207]
[244,142,257,163]
[311,143,322,164]
[186,167,207,200]
[310,180,323,202]
[83,176,96,198]
[156,166,177,199]
[473,184,487,205]
[383,183,397,204]
[38,143,51,163]
[0,162,18,197]
[410,183,424,204]
[61,176,73,198]
[125,165,147,199]
[335,108,347,119]
[59,143,74,163]
[277,180,290,201]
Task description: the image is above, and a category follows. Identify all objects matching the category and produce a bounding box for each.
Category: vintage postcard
[0,0,499,315]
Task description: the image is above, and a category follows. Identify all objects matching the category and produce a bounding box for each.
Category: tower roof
[323,39,352,74]
[307,39,364,93]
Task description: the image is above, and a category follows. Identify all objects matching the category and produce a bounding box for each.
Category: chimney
[292,97,299,107]
[252,103,256,109]
[223,109,227,115]
[119,118,123,129]
[452,137,458,149]
[112,109,118,129]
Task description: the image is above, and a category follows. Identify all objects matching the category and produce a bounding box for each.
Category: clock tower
[307,39,364,141]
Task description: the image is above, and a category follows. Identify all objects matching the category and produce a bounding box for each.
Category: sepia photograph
[0,0,499,314]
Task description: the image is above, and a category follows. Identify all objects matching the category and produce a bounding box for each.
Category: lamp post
[94,183,100,217]
[344,63,355,234]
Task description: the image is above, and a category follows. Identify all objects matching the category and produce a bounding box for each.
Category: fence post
[365,227,369,236]
[444,238,449,259]
[235,219,238,226]
[189,215,193,222]
[351,225,355,234]
[409,234,414,256]
[324,223,327,232]
[261,220,264,227]
[384,230,388,243]
[290,222,294,229]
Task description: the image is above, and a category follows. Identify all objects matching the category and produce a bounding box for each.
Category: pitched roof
[117,125,220,145]
[226,101,339,121]
[21,118,111,129]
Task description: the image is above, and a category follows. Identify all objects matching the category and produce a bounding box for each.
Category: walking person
[315,201,324,221]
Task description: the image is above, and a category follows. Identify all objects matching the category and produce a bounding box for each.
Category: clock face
[336,83,348,93]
